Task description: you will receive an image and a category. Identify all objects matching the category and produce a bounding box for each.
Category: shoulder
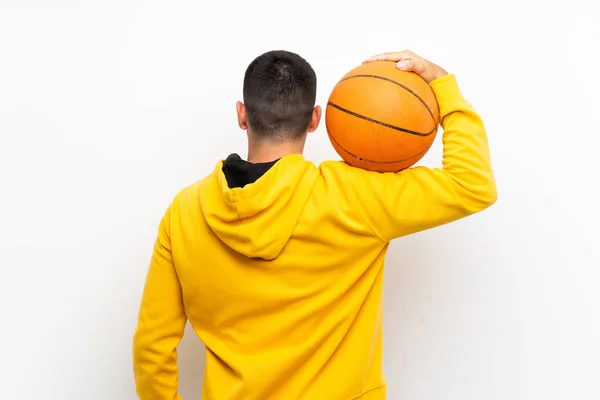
[318,159,353,175]
[318,159,387,183]
[170,173,214,213]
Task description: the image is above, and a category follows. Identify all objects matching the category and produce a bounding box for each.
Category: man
[133,50,497,400]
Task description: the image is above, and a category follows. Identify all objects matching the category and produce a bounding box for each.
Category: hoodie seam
[348,383,386,400]
[232,190,249,257]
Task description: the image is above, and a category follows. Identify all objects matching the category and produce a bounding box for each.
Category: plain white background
[1,0,599,399]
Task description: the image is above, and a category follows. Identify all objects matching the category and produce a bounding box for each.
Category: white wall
[1,1,599,399]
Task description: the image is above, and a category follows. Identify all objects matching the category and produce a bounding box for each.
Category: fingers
[362,54,396,63]
[397,58,426,75]
[396,59,414,71]
[360,50,445,83]
[363,50,415,64]
[363,53,405,64]
[362,50,426,74]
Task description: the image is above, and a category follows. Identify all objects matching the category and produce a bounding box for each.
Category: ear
[307,105,322,133]
[236,101,248,130]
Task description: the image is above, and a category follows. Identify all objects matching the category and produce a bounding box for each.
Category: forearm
[430,74,497,211]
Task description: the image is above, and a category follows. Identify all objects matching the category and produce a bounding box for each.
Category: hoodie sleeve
[348,74,497,242]
[133,205,186,400]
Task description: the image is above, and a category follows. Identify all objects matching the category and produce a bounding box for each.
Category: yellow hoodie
[133,74,497,400]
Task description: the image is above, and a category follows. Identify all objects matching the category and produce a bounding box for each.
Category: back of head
[243,50,317,142]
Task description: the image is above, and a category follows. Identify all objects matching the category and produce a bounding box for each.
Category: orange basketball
[325,61,440,172]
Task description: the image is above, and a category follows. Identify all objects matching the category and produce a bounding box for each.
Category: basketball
[325,61,440,172]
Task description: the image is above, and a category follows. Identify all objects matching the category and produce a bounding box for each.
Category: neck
[247,137,306,163]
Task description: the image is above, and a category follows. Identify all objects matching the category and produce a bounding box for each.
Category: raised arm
[348,50,497,242]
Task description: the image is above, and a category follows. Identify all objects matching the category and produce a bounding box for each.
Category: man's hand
[363,50,448,84]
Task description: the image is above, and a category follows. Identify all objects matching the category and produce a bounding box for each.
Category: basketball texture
[325,61,440,172]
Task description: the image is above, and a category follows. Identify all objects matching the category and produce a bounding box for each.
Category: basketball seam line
[325,119,432,164]
[338,74,437,123]
[327,102,437,137]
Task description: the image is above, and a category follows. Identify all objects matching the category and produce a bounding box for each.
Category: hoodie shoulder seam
[232,188,250,258]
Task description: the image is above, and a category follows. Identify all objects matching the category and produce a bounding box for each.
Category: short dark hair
[243,50,317,141]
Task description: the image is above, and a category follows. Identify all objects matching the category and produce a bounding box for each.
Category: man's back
[133,53,497,400]
[170,157,388,399]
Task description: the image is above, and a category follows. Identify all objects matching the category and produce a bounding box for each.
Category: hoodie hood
[199,154,320,260]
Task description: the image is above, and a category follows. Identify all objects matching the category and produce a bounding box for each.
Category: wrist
[430,66,448,83]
